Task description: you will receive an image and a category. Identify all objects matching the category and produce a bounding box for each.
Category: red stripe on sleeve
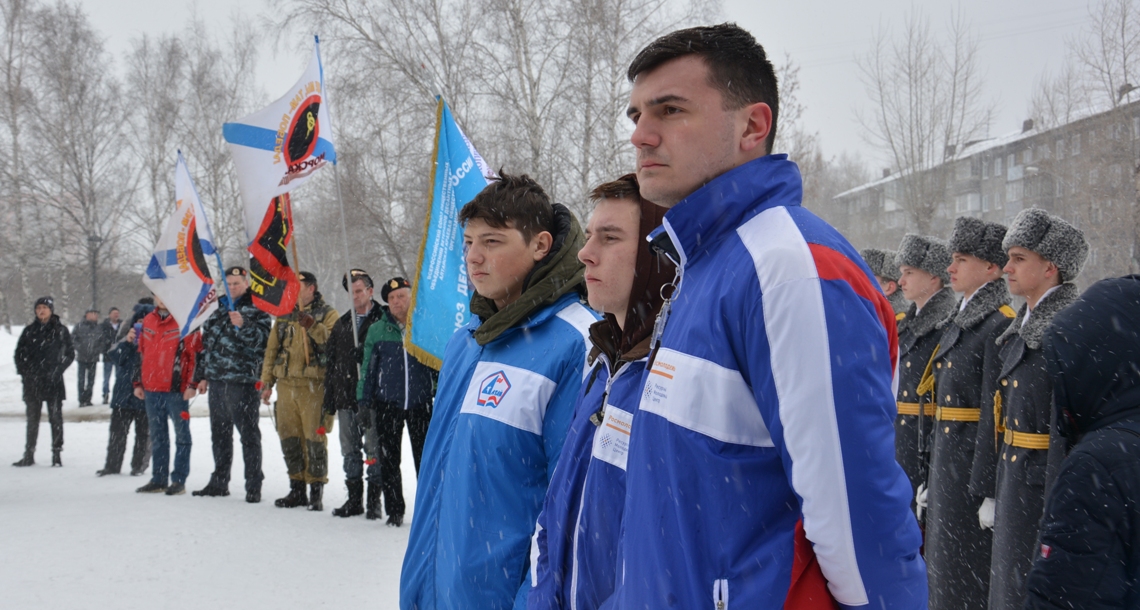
[807,243,899,367]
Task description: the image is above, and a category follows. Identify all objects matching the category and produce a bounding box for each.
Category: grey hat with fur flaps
[860,248,899,282]
[949,216,1008,267]
[895,234,951,284]
[1002,208,1089,282]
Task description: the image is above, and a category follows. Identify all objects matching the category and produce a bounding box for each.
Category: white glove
[915,484,928,520]
[978,497,995,530]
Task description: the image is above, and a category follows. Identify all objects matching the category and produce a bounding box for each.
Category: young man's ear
[531,231,554,261]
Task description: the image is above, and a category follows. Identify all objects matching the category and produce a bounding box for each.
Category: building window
[982,193,991,212]
[1024,147,1033,164]
[995,188,1004,210]
[1056,138,1065,159]
[983,157,991,178]
[1073,133,1082,155]
[1133,116,1140,139]
[996,156,1004,176]
[1008,153,1016,171]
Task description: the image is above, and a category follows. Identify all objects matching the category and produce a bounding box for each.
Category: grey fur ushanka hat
[949,216,1008,267]
[1002,208,1088,282]
[860,248,899,282]
[895,234,951,283]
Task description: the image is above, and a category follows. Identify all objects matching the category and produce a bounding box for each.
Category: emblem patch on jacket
[477,370,512,408]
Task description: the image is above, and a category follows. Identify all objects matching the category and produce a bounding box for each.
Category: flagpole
[285,194,312,366]
[178,150,234,315]
[315,34,361,351]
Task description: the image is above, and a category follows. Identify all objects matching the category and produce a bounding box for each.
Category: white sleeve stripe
[555,302,597,380]
[737,207,869,606]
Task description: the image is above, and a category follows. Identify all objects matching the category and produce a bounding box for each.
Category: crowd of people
[12,265,432,526]
[11,22,1140,610]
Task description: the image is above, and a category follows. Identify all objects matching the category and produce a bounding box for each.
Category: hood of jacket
[997,282,1081,349]
[470,202,586,345]
[1044,275,1140,446]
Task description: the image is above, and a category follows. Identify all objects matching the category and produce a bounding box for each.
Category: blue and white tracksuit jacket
[529,354,647,610]
[400,292,596,610]
[613,155,927,609]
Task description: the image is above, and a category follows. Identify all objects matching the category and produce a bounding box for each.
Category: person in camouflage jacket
[192,267,272,502]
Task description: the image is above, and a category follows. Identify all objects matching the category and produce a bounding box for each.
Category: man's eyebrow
[626,94,689,117]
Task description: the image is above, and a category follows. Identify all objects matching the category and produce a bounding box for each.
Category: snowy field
[0,327,412,608]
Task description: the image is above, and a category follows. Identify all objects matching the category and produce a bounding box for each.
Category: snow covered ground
[0,327,412,608]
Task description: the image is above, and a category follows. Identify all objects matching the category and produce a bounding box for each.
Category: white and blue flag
[405,98,493,369]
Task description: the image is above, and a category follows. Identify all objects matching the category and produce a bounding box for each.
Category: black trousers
[206,380,264,492]
[77,361,97,404]
[103,408,149,473]
[24,400,63,454]
[374,402,433,517]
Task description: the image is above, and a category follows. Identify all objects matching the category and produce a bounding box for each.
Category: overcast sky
[83,0,1093,171]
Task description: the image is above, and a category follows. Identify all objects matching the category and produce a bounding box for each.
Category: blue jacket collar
[648,155,803,268]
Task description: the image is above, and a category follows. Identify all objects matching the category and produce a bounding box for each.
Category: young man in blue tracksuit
[400,172,596,610]
[529,174,672,610]
[613,24,927,608]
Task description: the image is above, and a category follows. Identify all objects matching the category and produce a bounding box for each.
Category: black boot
[332,479,364,517]
[51,450,61,467]
[274,480,308,508]
[12,451,33,467]
[365,482,382,521]
[307,482,323,512]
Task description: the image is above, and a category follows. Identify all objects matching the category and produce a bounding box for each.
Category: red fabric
[180,411,190,421]
[785,519,839,610]
[137,311,202,393]
[808,243,900,369]
[316,426,327,436]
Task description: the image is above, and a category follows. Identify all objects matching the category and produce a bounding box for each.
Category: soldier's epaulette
[896,312,907,322]
[999,305,1016,319]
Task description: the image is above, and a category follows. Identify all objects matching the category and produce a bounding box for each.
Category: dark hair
[137,297,154,305]
[627,23,779,153]
[109,307,119,313]
[459,170,554,244]
[589,173,645,208]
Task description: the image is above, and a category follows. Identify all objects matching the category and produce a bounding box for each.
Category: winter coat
[986,282,1079,610]
[72,318,108,363]
[894,286,957,508]
[614,155,926,609]
[137,310,202,394]
[106,305,150,411]
[1026,275,1140,609]
[357,306,437,410]
[400,203,595,610]
[888,289,909,315]
[100,318,121,353]
[193,291,272,385]
[924,280,1015,609]
[15,315,74,403]
[322,301,386,414]
[260,292,338,386]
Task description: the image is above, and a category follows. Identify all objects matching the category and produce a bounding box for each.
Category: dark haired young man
[616,24,925,608]
[400,171,596,610]
[12,296,74,467]
[529,174,672,610]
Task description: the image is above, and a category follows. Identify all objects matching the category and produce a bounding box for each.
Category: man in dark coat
[98,300,153,477]
[13,296,75,467]
[323,269,386,519]
[357,276,438,526]
[1026,275,1140,609]
[99,307,122,404]
[192,267,272,503]
[893,234,956,515]
[986,208,1088,610]
[73,309,107,406]
[924,217,1015,609]
[861,247,908,315]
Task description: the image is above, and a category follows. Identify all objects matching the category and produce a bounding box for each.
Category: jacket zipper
[714,578,728,610]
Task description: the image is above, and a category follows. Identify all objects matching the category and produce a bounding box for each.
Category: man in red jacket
[133,295,203,496]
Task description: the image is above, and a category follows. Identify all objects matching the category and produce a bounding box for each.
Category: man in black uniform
[861,247,908,315]
[893,234,956,516]
[986,208,1087,610]
[925,217,1015,609]
[324,269,387,519]
[12,297,74,467]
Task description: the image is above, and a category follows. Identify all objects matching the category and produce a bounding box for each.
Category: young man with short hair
[894,234,957,515]
[616,24,926,608]
[260,272,340,511]
[861,247,908,315]
[134,295,203,496]
[12,297,74,467]
[925,217,1015,609]
[529,174,672,610]
[192,267,272,502]
[400,172,595,610]
[323,269,386,519]
[987,208,1088,610]
[73,309,107,407]
[357,276,437,526]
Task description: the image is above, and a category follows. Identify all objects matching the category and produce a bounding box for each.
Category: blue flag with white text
[405,99,493,369]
